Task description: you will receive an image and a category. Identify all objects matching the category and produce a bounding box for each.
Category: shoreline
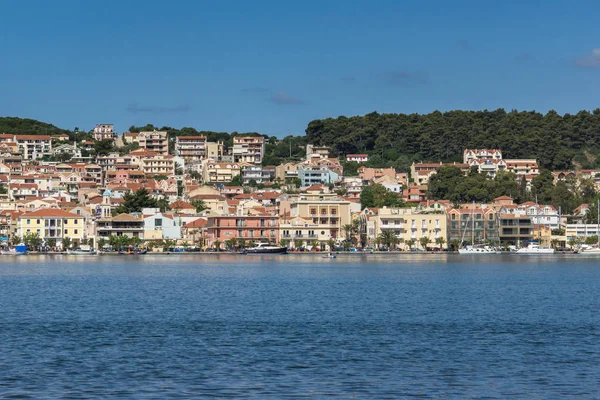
[17,250,579,256]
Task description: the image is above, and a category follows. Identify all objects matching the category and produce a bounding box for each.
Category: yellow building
[17,209,85,247]
[375,207,447,250]
[202,161,249,184]
[285,195,352,247]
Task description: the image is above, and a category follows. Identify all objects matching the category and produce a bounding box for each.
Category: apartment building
[14,135,52,160]
[446,208,499,245]
[201,161,243,184]
[375,207,447,249]
[241,165,275,185]
[140,155,176,176]
[93,124,115,141]
[205,215,279,248]
[138,131,168,155]
[16,209,85,247]
[287,195,352,244]
[297,165,340,186]
[232,136,265,164]
[175,136,207,160]
[96,213,144,239]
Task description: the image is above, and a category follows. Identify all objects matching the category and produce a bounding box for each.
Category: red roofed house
[16,208,85,247]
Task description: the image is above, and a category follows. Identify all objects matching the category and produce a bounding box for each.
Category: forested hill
[305,109,600,171]
[0,117,72,136]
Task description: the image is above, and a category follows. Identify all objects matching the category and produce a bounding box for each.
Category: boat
[323,253,337,258]
[243,243,287,254]
[515,243,555,254]
[119,246,147,255]
[457,204,499,254]
[0,244,27,255]
[458,245,498,254]
[581,202,600,254]
[515,197,555,254]
[66,245,97,255]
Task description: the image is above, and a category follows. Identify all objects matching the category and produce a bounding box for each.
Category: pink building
[206,215,279,249]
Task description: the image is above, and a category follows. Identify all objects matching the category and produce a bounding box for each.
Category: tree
[449,238,461,251]
[47,238,56,248]
[97,238,106,250]
[114,188,157,214]
[190,199,206,213]
[227,175,243,186]
[326,238,336,250]
[213,240,222,251]
[405,238,416,250]
[293,239,302,250]
[360,183,406,209]
[94,139,114,156]
[378,230,398,249]
[62,237,72,250]
[419,237,431,250]
[435,237,446,250]
[24,233,43,250]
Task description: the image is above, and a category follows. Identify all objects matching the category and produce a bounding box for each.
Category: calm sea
[1,254,599,399]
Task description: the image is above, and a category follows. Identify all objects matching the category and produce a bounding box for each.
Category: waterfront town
[0,123,597,253]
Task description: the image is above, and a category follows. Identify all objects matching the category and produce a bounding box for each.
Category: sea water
[1,254,599,398]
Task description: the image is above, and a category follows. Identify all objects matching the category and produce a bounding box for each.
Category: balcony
[381,223,403,229]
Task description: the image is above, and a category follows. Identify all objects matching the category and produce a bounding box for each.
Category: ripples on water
[0,254,599,398]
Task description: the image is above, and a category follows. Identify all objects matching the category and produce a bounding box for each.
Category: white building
[93,124,115,141]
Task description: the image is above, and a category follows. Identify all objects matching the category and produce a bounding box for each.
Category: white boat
[458,245,498,254]
[66,245,97,255]
[0,244,27,255]
[243,243,287,254]
[323,253,337,258]
[515,244,555,254]
[581,246,600,254]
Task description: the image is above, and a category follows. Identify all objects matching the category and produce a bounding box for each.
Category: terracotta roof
[176,136,207,140]
[190,194,226,201]
[183,218,208,228]
[111,213,143,222]
[15,135,52,140]
[169,200,195,209]
[20,209,80,218]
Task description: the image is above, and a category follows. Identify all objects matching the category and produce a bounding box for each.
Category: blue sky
[1,0,599,136]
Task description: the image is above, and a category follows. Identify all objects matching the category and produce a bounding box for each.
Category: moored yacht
[515,243,555,254]
[243,242,287,254]
[458,245,499,254]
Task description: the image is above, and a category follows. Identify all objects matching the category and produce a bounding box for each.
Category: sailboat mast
[471,202,475,245]
[597,200,599,247]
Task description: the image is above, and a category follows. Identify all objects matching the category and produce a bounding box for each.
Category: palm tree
[449,239,461,251]
[229,237,238,251]
[374,236,382,250]
[310,240,319,251]
[550,239,559,249]
[97,238,106,250]
[279,239,289,248]
[567,238,576,249]
[419,237,431,251]
[326,238,336,251]
[435,237,446,250]
[343,224,353,241]
[213,240,222,251]
[238,238,246,249]
[62,237,72,251]
[293,239,302,250]
[406,238,416,251]
[378,230,398,249]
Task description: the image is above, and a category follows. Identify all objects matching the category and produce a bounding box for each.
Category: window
[36,219,40,224]
[64,229,68,234]
[155,219,162,227]
[74,229,78,234]
[26,219,30,224]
